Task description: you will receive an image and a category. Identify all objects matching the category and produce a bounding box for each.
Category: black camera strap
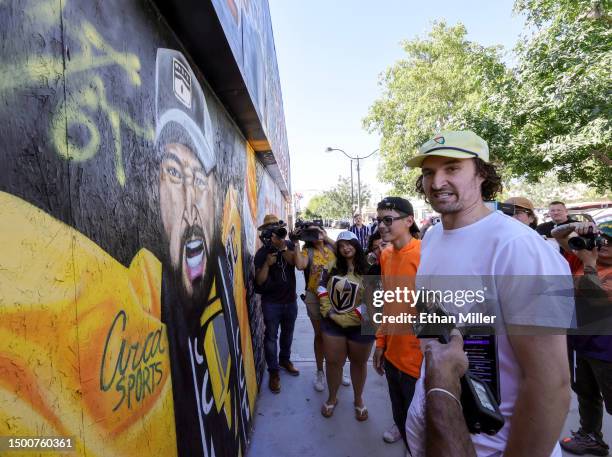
[304,247,314,285]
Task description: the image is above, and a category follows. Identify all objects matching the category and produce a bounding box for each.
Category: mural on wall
[0,0,285,455]
[211,0,290,191]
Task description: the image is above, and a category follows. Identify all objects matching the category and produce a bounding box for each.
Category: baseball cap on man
[406,130,489,168]
[155,48,216,174]
[377,197,414,216]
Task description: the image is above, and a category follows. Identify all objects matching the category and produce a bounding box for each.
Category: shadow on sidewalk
[248,362,406,457]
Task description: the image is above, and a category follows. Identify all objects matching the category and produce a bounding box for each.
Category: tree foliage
[305,177,371,220]
[364,22,511,195]
[365,4,611,194]
[508,0,611,190]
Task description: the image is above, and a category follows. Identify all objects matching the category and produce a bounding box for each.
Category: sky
[268,0,526,210]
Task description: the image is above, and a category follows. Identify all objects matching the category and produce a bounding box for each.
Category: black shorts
[320,317,375,344]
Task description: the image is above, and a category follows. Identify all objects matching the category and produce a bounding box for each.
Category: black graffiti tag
[100,310,166,411]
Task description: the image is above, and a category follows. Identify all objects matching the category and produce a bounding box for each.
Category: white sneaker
[383,423,402,443]
[341,372,351,386]
[313,370,325,392]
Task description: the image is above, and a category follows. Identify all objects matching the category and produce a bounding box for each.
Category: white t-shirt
[406,211,574,457]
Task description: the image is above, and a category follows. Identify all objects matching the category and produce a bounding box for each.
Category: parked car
[333,220,350,229]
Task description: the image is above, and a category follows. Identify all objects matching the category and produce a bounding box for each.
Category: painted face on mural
[159,142,216,298]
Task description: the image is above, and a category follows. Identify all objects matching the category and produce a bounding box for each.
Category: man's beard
[427,187,465,214]
[167,224,213,320]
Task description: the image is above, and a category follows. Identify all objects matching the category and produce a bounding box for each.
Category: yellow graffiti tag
[50,76,154,185]
[0,0,151,186]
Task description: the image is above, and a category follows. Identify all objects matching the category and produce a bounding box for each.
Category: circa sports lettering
[100,310,166,411]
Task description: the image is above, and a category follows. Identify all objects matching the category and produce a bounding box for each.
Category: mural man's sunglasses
[376,215,409,227]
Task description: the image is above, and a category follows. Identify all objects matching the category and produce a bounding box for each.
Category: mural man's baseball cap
[406,130,489,168]
[155,48,216,174]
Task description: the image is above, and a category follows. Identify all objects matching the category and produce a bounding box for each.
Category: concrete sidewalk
[247,244,611,457]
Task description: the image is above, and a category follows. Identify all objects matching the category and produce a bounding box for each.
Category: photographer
[254,215,308,393]
[296,222,343,392]
[503,197,538,229]
[553,221,612,456]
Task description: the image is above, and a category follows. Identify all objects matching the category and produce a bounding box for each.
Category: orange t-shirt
[375,237,423,378]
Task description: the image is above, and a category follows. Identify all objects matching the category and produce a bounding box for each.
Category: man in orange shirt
[373,197,423,449]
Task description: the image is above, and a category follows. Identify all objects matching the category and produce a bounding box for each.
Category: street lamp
[325,146,378,215]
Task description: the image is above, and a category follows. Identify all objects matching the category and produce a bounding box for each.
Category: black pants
[385,359,417,449]
[570,352,612,441]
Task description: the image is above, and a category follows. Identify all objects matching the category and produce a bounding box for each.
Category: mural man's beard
[166,223,213,320]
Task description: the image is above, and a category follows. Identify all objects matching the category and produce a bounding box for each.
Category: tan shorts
[303,290,321,320]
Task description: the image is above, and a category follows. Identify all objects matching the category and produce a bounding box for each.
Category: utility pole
[325,147,378,217]
[356,158,361,214]
[350,159,354,212]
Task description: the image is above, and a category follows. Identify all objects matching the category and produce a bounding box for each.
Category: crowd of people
[253,130,611,457]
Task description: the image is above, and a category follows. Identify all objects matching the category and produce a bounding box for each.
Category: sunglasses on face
[513,208,532,216]
[376,215,408,227]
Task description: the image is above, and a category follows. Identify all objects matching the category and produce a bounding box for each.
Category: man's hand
[424,329,476,457]
[373,347,385,375]
[265,252,277,266]
[572,222,599,268]
[424,329,468,395]
[288,228,301,243]
[551,221,601,260]
[575,246,599,269]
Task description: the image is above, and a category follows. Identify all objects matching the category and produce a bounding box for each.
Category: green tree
[366,10,611,194]
[306,177,371,220]
[507,0,611,191]
[364,22,512,195]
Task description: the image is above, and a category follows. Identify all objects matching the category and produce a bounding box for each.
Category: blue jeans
[262,301,297,372]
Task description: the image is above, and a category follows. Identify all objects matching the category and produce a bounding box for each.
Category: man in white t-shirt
[404,131,574,457]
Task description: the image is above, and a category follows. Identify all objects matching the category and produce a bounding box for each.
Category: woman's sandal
[354,404,368,421]
[321,399,338,418]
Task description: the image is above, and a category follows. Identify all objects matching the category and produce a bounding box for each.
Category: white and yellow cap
[406,130,489,168]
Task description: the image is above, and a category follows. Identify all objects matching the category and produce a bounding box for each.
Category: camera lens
[568,236,587,251]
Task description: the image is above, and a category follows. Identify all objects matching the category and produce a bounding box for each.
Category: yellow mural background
[0,192,177,456]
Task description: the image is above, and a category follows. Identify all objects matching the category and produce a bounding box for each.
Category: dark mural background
[0,0,287,455]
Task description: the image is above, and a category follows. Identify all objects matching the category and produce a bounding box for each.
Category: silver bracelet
[426,387,462,409]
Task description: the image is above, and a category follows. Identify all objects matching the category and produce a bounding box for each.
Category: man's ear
[406,215,415,227]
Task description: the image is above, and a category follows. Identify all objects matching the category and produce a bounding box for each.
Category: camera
[498,202,517,217]
[293,219,323,242]
[568,231,607,251]
[551,223,608,251]
[412,295,505,435]
[366,252,378,266]
[259,222,288,250]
